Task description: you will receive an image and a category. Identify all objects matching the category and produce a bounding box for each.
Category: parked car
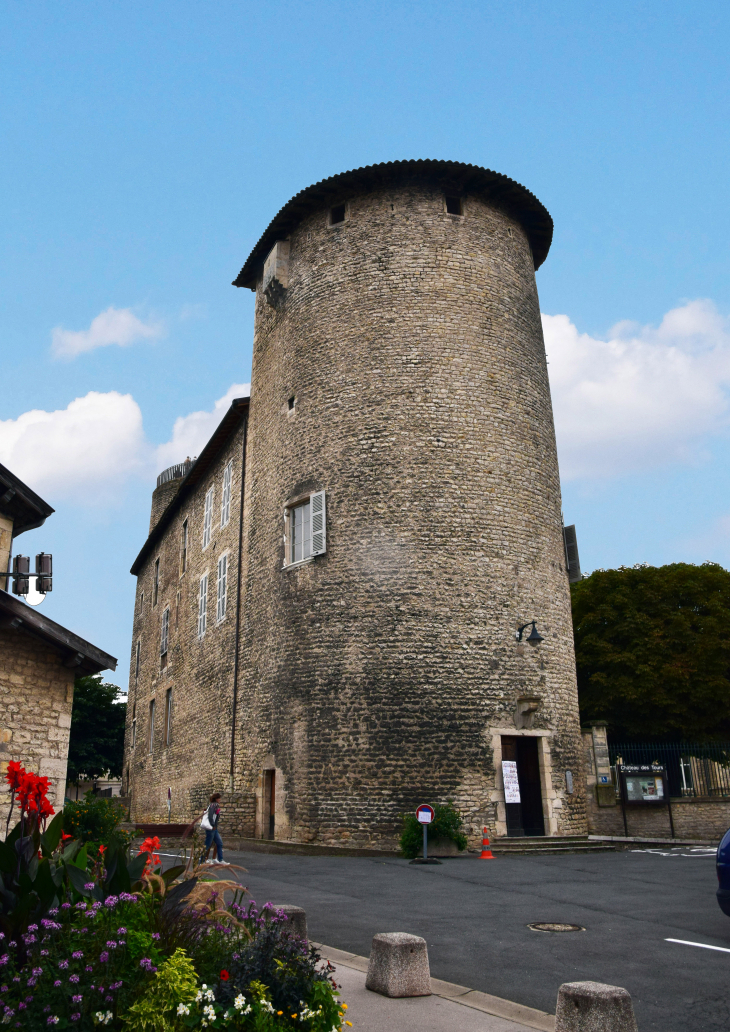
[717,827,730,916]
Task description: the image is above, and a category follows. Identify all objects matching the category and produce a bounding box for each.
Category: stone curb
[312,942,555,1032]
[588,834,718,847]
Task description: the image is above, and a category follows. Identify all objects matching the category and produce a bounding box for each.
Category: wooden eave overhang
[0,462,55,537]
[130,397,249,576]
[232,158,554,290]
[0,590,117,675]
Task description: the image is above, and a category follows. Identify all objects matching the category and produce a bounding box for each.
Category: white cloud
[544,299,730,480]
[0,392,146,497]
[51,306,163,359]
[154,383,250,473]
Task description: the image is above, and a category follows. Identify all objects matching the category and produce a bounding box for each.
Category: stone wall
[237,177,586,848]
[0,624,75,826]
[125,420,250,830]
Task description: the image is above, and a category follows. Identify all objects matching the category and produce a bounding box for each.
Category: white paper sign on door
[502,760,521,803]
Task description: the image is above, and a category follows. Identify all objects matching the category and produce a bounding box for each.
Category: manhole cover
[528,922,585,933]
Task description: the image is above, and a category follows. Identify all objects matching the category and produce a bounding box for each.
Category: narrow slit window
[330,203,346,225]
[181,519,188,573]
[134,640,140,682]
[131,704,136,749]
[445,195,462,215]
[148,700,155,754]
[153,558,160,606]
[160,607,169,663]
[165,688,172,746]
[288,396,295,411]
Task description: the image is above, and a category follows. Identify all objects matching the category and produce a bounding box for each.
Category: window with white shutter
[160,607,169,659]
[221,461,232,527]
[285,491,327,565]
[148,700,155,754]
[310,491,326,555]
[197,573,208,638]
[216,554,228,622]
[203,487,214,548]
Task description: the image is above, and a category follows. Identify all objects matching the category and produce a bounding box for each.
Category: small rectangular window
[149,700,155,754]
[165,688,172,746]
[445,195,462,215]
[160,607,169,661]
[221,461,233,527]
[131,704,136,749]
[153,559,160,606]
[217,554,228,622]
[203,487,214,548]
[286,491,327,565]
[330,203,346,225]
[134,640,141,682]
[181,519,188,574]
[198,574,208,638]
[291,500,311,563]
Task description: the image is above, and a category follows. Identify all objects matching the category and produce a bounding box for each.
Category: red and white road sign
[416,804,435,824]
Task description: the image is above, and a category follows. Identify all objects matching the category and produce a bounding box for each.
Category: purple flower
[60,903,71,910]
[40,950,48,957]
[27,924,38,933]
[99,952,109,964]
[105,941,117,950]
[23,935,37,944]
[105,996,113,1003]
[58,961,68,970]
[53,981,61,987]
[69,975,80,984]
[139,958,157,972]
[24,998,32,1004]
[84,883,95,891]
[85,966,92,973]
[47,1016,59,1025]
[43,1006,50,1014]
[103,896,119,909]
[47,909,58,917]
[72,995,82,1004]
[12,978,19,984]
[116,928,126,936]
[31,968,43,978]
[0,957,8,967]
[26,979,36,989]
[91,903,101,911]
[71,1014,80,1022]
[72,951,83,960]
[151,933,160,940]
[8,943,16,949]
[17,1004,25,1012]
[75,902,87,911]
[0,986,6,993]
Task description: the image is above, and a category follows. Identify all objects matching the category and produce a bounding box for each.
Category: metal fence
[608,741,730,799]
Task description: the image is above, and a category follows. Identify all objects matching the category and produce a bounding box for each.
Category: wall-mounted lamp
[515,620,544,646]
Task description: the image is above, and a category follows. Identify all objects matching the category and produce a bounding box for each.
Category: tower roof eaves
[232,159,554,290]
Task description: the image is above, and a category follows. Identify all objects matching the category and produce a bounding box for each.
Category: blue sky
[2,1,729,692]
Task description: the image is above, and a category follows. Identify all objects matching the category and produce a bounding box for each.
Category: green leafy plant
[399,801,467,859]
[124,948,199,1032]
[64,792,131,847]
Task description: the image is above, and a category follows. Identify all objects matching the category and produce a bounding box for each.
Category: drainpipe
[229,414,248,784]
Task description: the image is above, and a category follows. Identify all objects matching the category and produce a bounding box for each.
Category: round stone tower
[234,160,586,847]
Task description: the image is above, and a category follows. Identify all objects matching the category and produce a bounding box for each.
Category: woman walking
[200,792,225,865]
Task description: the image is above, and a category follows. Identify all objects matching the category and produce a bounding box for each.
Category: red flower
[220,970,230,981]
[61,832,73,841]
[5,761,25,791]
[98,844,107,855]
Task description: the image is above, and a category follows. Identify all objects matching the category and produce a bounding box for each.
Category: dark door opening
[263,770,276,840]
[501,736,545,837]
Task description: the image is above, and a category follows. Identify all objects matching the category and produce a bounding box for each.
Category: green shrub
[63,791,130,846]
[399,801,468,859]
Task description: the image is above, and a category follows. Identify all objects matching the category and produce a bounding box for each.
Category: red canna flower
[220,970,230,981]
[61,832,73,841]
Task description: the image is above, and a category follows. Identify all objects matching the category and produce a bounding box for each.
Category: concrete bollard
[272,905,308,939]
[556,981,639,1032]
[365,933,431,998]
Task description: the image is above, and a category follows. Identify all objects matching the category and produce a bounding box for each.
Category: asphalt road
[213,846,729,1032]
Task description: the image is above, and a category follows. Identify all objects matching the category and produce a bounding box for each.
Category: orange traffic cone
[479,828,495,859]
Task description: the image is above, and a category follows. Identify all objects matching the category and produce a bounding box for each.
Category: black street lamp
[516,620,544,646]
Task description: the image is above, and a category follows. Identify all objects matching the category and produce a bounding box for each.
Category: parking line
[665,938,730,954]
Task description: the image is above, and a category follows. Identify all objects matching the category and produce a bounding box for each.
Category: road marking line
[666,938,730,953]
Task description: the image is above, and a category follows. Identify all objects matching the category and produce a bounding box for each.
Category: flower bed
[0,764,349,1031]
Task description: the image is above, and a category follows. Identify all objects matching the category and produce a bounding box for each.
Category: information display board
[502,760,521,803]
[618,764,667,804]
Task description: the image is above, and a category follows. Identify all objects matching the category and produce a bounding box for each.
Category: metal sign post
[409,804,441,865]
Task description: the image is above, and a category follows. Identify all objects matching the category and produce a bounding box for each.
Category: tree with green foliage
[67,674,127,782]
[572,562,730,741]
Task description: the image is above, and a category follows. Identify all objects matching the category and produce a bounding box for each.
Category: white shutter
[310,491,326,555]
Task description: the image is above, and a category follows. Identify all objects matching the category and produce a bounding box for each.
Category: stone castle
[124,159,587,847]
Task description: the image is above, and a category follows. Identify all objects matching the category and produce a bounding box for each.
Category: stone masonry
[126,160,588,847]
[0,624,75,822]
